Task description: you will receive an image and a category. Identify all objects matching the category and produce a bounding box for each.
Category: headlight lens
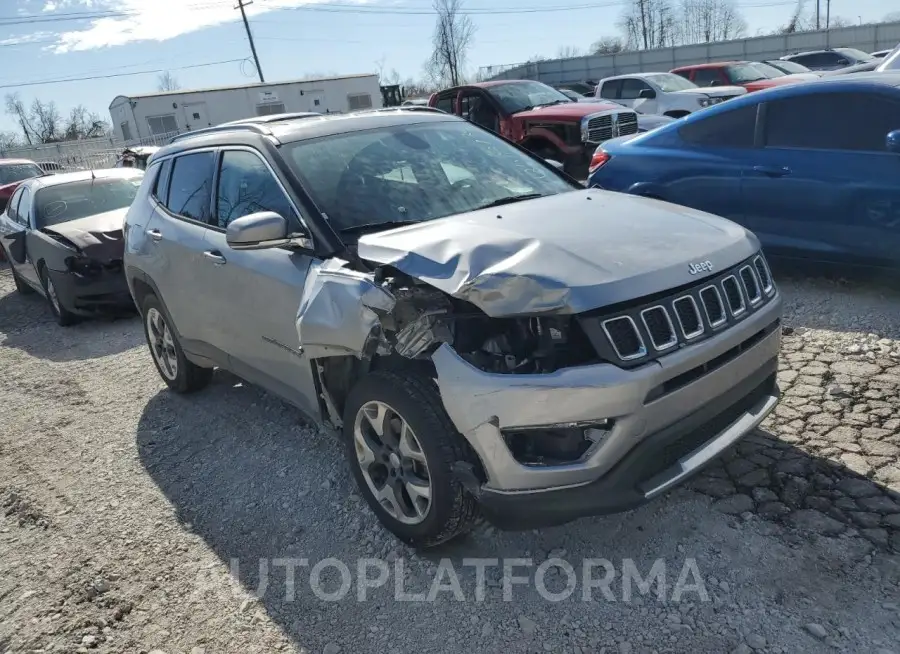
[697,97,711,107]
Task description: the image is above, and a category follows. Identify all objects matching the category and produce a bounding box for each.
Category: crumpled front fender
[295,258,396,359]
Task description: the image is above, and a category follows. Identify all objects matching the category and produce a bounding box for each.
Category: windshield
[768,60,809,73]
[725,64,767,83]
[837,48,874,62]
[0,162,43,186]
[749,62,786,78]
[485,81,574,113]
[644,73,699,92]
[282,120,576,235]
[877,43,900,71]
[34,177,142,228]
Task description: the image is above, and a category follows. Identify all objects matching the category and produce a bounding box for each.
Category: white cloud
[39,0,347,53]
[0,30,54,46]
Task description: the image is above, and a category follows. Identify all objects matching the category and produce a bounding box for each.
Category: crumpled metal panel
[42,208,127,261]
[296,258,396,359]
[357,189,758,317]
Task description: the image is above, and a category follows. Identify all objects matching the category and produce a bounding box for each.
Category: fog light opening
[502,420,613,466]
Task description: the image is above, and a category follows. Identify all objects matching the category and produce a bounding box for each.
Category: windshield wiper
[473,193,544,211]
[339,219,422,235]
[535,100,567,108]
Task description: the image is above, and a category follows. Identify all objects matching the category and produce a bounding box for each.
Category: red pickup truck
[670,61,809,93]
[428,80,639,178]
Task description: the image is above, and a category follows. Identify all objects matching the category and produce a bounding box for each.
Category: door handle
[752,165,791,177]
[146,228,162,241]
[203,250,227,265]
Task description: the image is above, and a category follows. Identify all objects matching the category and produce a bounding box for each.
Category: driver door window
[460,93,499,133]
[693,68,724,87]
[214,150,301,230]
[619,78,652,99]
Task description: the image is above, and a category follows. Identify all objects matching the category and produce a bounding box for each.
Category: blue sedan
[587,72,900,271]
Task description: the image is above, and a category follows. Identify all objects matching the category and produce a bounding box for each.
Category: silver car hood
[357,188,758,317]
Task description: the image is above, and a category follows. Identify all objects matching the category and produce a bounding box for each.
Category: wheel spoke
[373,481,404,519]
[361,402,388,439]
[398,423,427,464]
[353,429,378,467]
[404,479,431,517]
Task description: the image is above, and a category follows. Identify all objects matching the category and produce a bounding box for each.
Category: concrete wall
[481,21,900,84]
[109,75,382,142]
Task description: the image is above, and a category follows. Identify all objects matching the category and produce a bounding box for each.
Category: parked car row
[2,105,784,549]
[586,71,900,274]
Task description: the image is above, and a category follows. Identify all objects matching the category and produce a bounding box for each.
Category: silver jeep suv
[123,108,783,547]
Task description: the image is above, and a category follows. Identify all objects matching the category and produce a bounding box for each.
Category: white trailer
[109,73,382,142]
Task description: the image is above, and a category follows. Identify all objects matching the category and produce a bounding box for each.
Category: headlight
[697,97,711,107]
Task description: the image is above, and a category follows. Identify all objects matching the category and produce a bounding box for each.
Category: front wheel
[40,267,77,326]
[343,370,481,548]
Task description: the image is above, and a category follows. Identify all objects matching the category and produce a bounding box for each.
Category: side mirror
[707,80,720,86]
[638,88,656,99]
[544,159,565,171]
[887,129,900,154]
[226,211,291,250]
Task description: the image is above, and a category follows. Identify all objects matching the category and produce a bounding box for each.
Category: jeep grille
[579,254,776,367]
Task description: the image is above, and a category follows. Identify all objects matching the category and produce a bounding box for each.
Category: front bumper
[48,267,135,316]
[433,293,783,528]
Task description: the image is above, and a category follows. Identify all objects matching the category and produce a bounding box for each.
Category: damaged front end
[296,257,604,473]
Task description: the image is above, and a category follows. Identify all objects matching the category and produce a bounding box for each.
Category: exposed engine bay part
[297,258,600,376]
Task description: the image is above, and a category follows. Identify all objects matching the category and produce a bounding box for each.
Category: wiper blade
[339,220,422,235]
[473,193,544,210]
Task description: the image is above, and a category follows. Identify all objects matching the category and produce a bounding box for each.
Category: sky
[0,0,895,134]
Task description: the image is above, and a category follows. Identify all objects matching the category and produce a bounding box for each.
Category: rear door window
[5,187,24,221]
[165,151,215,222]
[153,159,172,203]
[765,92,900,151]
[600,80,623,99]
[433,93,455,114]
[679,104,758,148]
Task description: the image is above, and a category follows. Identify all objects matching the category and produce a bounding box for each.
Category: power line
[0,58,248,91]
[236,0,265,82]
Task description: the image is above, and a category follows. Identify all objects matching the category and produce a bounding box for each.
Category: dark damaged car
[123,110,783,547]
[0,168,142,325]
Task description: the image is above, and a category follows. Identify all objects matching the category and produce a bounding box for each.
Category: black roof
[153,108,459,160]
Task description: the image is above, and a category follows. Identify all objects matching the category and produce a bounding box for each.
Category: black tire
[342,370,481,548]
[39,266,78,326]
[9,262,34,295]
[140,293,212,393]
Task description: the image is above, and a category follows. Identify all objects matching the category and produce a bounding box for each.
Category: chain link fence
[0,131,179,171]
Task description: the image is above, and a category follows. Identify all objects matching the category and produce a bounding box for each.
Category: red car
[0,158,46,261]
[428,80,639,178]
[670,61,807,93]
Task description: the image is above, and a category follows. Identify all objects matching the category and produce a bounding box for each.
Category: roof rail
[168,122,274,144]
[358,105,445,114]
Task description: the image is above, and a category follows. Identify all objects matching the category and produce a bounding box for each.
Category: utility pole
[826,0,831,28]
[236,0,265,83]
[816,0,820,29]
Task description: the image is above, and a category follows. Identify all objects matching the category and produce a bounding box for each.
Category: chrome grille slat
[673,296,704,339]
[739,265,762,305]
[721,275,746,316]
[640,306,677,351]
[586,112,639,143]
[601,316,647,361]
[699,285,727,328]
[753,255,773,294]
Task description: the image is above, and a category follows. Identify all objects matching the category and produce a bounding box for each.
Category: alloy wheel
[146,307,178,381]
[353,400,433,525]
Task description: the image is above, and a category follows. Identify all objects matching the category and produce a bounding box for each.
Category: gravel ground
[1,262,899,654]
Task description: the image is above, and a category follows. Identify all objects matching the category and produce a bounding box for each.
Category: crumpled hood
[357,188,759,317]
[674,85,746,97]
[43,207,126,259]
[514,101,624,120]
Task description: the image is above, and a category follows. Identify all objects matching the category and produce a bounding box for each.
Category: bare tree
[826,15,851,28]
[618,0,678,50]
[157,71,181,92]
[557,46,583,59]
[64,105,108,140]
[30,99,62,143]
[429,0,475,87]
[678,0,747,43]
[4,93,37,145]
[0,131,19,151]
[885,11,900,22]
[590,36,625,54]
[776,0,805,33]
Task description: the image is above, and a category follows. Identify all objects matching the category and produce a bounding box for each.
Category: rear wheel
[39,266,77,326]
[9,262,34,295]
[141,294,212,393]
[343,370,481,548]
